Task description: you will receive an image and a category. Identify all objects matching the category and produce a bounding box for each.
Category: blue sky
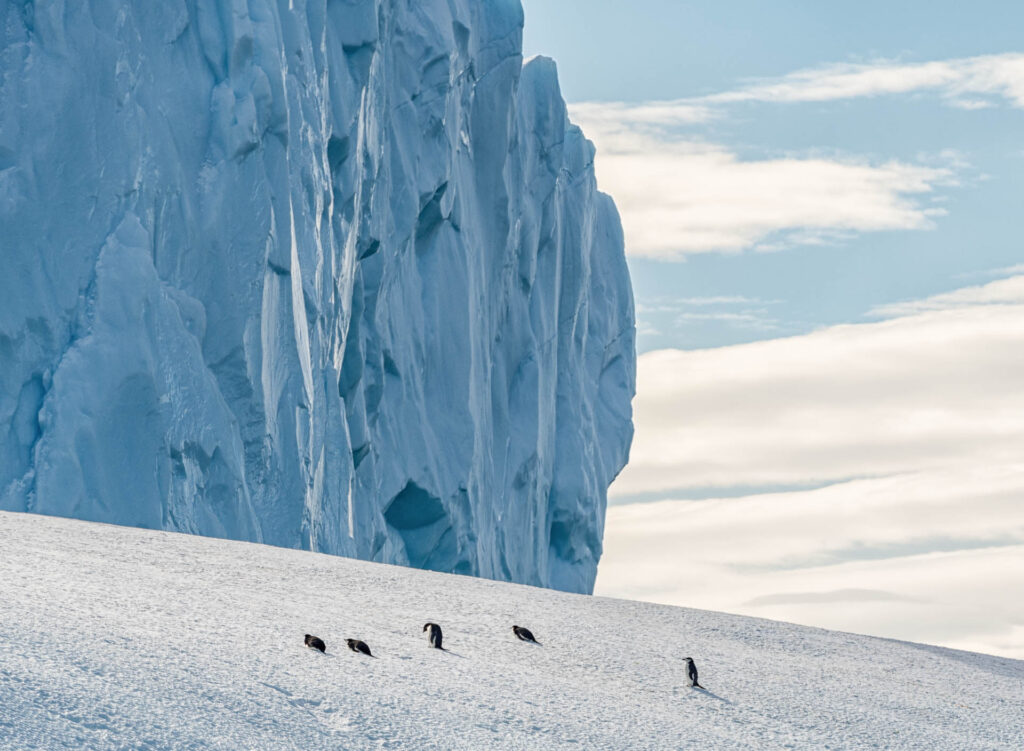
[522,1,1024,659]
[524,0,1023,350]
[525,1,1024,101]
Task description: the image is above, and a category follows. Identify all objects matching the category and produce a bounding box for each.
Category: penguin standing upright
[423,622,443,649]
[684,657,704,689]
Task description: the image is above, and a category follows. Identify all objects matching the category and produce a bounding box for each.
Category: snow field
[0,512,1021,750]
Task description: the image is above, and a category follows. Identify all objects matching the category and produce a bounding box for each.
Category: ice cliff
[0,0,635,593]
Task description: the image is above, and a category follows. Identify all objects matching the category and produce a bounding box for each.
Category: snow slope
[0,0,635,594]
[1,512,1021,750]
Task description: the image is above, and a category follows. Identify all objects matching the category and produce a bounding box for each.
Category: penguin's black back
[685,658,702,687]
[424,622,443,649]
[346,638,373,657]
[512,625,539,644]
[304,634,326,653]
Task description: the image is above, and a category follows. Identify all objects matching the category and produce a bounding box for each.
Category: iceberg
[0,0,635,593]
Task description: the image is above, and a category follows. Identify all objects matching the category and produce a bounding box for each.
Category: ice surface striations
[0,1,635,593]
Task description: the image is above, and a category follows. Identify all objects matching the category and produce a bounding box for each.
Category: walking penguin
[304,634,326,653]
[346,638,374,657]
[424,622,443,649]
[512,625,540,644]
[684,657,704,689]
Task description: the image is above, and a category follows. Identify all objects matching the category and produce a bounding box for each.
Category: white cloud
[635,320,661,338]
[613,289,1024,497]
[871,274,1024,316]
[636,296,786,339]
[676,295,773,306]
[569,100,714,131]
[637,295,778,312]
[598,277,1024,658]
[570,52,1024,257]
[673,310,780,331]
[571,114,957,258]
[598,475,1024,657]
[703,53,1024,109]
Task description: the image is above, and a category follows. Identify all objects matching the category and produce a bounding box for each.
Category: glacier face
[0,0,635,593]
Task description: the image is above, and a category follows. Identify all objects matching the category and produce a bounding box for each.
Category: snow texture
[0,0,635,593]
[1,512,1022,750]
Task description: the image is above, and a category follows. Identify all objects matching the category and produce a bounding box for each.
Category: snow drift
[2,512,1022,750]
[0,0,635,592]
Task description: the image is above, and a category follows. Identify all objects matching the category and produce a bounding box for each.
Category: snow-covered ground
[1,512,1021,750]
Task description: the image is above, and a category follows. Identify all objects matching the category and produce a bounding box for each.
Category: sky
[522,1,1024,658]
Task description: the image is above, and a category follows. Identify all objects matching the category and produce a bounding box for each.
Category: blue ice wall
[0,0,635,593]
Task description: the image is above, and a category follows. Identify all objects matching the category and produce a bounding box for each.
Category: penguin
[346,638,373,657]
[304,634,326,653]
[423,622,443,649]
[684,657,704,689]
[512,625,540,644]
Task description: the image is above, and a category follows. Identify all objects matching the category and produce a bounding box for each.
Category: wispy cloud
[673,310,780,331]
[576,130,957,258]
[638,295,778,312]
[635,320,661,337]
[681,296,769,306]
[870,274,1024,317]
[569,100,714,131]
[636,295,785,339]
[570,52,1024,258]
[598,470,1024,658]
[613,288,1024,496]
[598,274,1024,658]
[578,53,1024,133]
[702,53,1024,109]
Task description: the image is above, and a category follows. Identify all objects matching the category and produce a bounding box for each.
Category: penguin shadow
[435,647,467,659]
[303,644,373,660]
[303,646,338,660]
[261,681,324,710]
[693,686,731,705]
